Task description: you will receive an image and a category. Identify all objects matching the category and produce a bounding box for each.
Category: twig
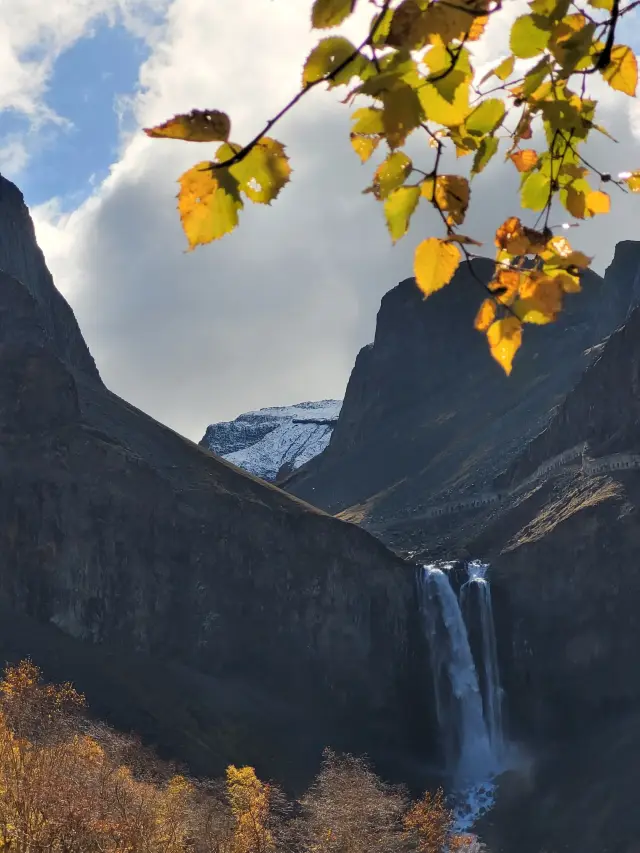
[212,0,392,171]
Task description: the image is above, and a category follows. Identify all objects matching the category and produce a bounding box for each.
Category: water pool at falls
[418,561,507,830]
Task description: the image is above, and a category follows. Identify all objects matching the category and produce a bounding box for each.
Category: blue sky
[3,23,147,210]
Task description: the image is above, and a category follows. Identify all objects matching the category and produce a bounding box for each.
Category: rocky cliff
[284,251,639,555]
[463,263,640,851]
[200,400,341,481]
[0,175,432,789]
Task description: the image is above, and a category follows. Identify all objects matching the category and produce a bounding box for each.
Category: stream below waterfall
[418,561,509,833]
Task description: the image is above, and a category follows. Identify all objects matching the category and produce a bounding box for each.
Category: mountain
[0,175,433,789]
[284,250,640,556]
[469,294,640,853]
[200,400,341,481]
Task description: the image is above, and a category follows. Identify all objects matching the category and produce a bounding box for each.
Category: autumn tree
[145,0,640,375]
[296,749,409,853]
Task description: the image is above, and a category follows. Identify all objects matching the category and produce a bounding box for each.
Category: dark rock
[284,250,640,555]
[0,174,434,789]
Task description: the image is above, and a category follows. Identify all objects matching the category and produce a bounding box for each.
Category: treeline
[0,660,482,853]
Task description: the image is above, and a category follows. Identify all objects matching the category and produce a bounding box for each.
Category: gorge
[4,168,640,851]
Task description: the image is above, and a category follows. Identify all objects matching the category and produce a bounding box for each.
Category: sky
[1,1,640,441]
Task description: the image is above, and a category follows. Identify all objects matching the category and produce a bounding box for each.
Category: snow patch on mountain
[200,400,342,481]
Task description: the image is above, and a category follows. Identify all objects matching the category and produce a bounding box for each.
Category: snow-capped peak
[200,400,342,481]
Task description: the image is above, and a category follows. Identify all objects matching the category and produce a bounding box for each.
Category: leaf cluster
[145,0,640,372]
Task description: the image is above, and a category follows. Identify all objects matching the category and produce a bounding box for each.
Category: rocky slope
[284,247,640,555]
[0,175,433,789]
[200,400,341,481]
[462,305,640,851]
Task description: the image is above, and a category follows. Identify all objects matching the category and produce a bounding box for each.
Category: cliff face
[0,176,432,787]
[464,281,640,850]
[284,253,636,552]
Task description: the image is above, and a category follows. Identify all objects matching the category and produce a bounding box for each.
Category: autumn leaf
[178,163,243,250]
[382,84,423,148]
[602,45,638,96]
[145,109,231,142]
[586,189,610,215]
[434,175,470,225]
[384,185,421,242]
[622,170,640,192]
[474,298,496,331]
[515,274,563,323]
[414,238,461,298]
[472,136,499,176]
[487,317,522,375]
[311,0,356,29]
[351,107,384,135]
[217,138,291,204]
[521,171,551,211]
[510,14,551,59]
[350,133,380,163]
[303,37,364,87]
[509,149,539,172]
[372,151,412,199]
[466,99,505,136]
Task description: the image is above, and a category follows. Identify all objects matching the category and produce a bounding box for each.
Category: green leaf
[384,185,420,242]
[351,107,384,134]
[472,136,499,176]
[217,138,292,205]
[522,57,551,97]
[311,0,357,29]
[373,151,412,199]
[302,37,368,88]
[466,99,505,136]
[520,171,551,211]
[510,14,551,59]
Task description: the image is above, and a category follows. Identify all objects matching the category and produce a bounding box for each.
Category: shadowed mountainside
[284,246,640,557]
[0,174,433,790]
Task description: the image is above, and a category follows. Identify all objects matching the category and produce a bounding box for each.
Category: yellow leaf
[414,238,461,298]
[303,37,364,88]
[509,149,538,172]
[622,170,640,192]
[177,163,243,250]
[602,45,638,96]
[384,185,421,242]
[217,138,291,204]
[434,174,470,225]
[350,133,380,163]
[420,176,435,201]
[586,189,610,215]
[487,317,522,375]
[351,107,384,134]
[515,274,563,323]
[382,84,423,148]
[373,151,412,199]
[474,298,496,331]
[311,0,356,29]
[145,109,231,142]
[465,98,505,135]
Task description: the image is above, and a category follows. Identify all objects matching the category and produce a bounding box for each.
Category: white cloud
[13,2,640,441]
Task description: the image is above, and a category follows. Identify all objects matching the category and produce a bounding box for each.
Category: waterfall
[460,561,505,763]
[418,561,506,827]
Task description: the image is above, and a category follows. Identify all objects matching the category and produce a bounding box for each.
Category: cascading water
[460,561,505,763]
[418,561,506,829]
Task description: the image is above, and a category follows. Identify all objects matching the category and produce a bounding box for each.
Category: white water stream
[418,561,507,832]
